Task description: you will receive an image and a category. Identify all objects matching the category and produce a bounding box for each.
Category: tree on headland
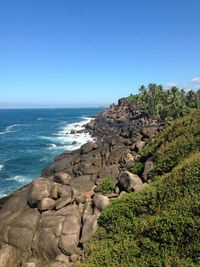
[127,83,200,121]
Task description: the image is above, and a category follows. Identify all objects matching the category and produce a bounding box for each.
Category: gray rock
[98,165,119,180]
[0,245,21,267]
[74,195,86,204]
[21,263,36,267]
[69,253,79,262]
[142,158,154,181]
[38,198,56,212]
[57,185,72,198]
[55,196,72,210]
[58,209,81,255]
[69,175,95,192]
[93,194,110,211]
[118,171,143,192]
[80,214,99,244]
[27,178,52,207]
[135,141,146,152]
[53,172,72,185]
[55,253,70,264]
[81,142,95,154]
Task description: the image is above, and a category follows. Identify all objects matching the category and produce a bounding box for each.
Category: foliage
[127,83,200,121]
[131,161,144,175]
[139,109,200,179]
[82,152,200,267]
[96,176,116,194]
[81,110,200,267]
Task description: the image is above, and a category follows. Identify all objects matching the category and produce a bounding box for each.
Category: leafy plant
[96,176,116,194]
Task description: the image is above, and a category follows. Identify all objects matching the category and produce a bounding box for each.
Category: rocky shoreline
[0,98,162,267]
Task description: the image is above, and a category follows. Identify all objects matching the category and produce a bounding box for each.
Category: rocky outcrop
[0,97,162,266]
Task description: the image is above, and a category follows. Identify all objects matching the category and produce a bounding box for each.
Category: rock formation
[0,98,162,266]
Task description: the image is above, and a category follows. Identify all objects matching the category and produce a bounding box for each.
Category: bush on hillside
[82,152,200,267]
[132,109,200,179]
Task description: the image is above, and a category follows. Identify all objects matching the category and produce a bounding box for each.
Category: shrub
[82,152,200,267]
[96,176,116,195]
[131,161,144,175]
[138,109,200,179]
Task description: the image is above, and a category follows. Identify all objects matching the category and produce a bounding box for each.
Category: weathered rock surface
[0,244,21,267]
[0,97,162,266]
[27,178,52,207]
[93,194,110,211]
[118,171,143,192]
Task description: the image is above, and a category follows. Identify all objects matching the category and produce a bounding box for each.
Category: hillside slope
[82,109,200,267]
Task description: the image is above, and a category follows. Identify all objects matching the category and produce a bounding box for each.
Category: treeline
[127,83,200,121]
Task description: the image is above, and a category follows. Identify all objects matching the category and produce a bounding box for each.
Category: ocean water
[0,108,102,197]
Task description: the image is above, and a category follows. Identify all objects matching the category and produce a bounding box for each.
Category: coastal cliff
[0,93,199,267]
[0,98,161,267]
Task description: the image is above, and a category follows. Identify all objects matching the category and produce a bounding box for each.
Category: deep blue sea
[0,108,102,197]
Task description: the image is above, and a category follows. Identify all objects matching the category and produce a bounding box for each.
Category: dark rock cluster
[0,98,161,267]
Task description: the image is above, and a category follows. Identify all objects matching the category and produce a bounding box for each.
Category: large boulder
[27,178,52,208]
[118,171,143,192]
[69,175,95,192]
[53,172,72,185]
[38,198,56,212]
[80,214,100,244]
[5,209,41,252]
[31,212,65,261]
[98,165,120,180]
[81,142,95,154]
[0,245,22,267]
[58,205,81,255]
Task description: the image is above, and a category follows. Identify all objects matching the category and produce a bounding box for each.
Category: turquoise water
[0,108,102,197]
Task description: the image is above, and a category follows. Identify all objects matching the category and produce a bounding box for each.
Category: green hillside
[82,109,200,267]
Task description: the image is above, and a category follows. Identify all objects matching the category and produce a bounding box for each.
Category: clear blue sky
[0,0,200,108]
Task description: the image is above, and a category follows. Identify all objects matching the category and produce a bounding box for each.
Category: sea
[0,108,103,197]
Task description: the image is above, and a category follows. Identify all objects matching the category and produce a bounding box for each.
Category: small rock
[119,191,127,197]
[21,263,36,267]
[142,158,154,181]
[69,253,79,262]
[56,253,70,264]
[135,141,146,152]
[72,141,77,145]
[75,195,86,204]
[93,194,110,211]
[115,186,120,194]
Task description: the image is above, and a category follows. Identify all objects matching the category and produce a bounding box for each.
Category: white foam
[0,164,4,171]
[0,192,6,198]
[56,116,94,151]
[6,175,32,183]
[0,124,21,135]
[48,143,58,149]
[39,116,95,151]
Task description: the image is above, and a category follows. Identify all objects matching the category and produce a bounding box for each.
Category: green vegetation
[138,109,200,179]
[96,176,116,194]
[127,83,200,121]
[82,109,200,267]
